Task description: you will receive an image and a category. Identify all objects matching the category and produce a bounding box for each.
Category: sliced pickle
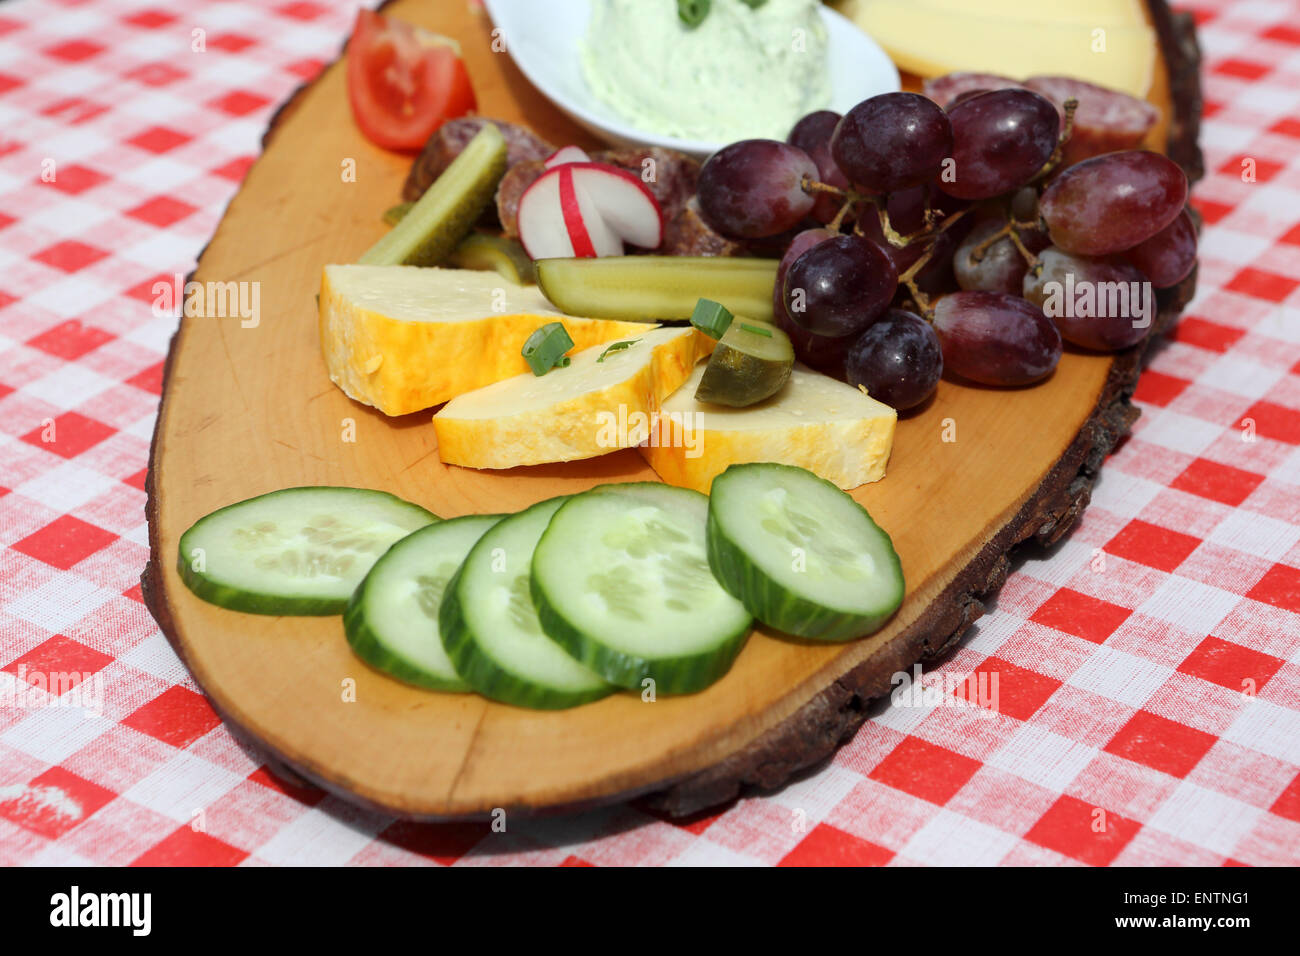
[535,256,778,323]
[695,319,794,408]
[447,233,536,284]
[359,124,508,267]
[381,202,413,227]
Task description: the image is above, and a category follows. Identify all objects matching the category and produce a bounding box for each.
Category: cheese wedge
[434,327,714,470]
[319,265,648,416]
[892,0,1143,27]
[835,0,1155,98]
[640,363,897,494]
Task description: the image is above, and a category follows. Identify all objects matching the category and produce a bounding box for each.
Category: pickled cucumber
[535,256,778,323]
[694,319,794,407]
[447,233,536,284]
[359,123,508,267]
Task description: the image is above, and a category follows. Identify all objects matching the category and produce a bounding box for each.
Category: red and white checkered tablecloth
[0,0,1297,867]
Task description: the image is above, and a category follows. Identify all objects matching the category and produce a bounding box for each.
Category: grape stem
[1031,97,1079,183]
[896,207,971,318]
[969,216,1042,271]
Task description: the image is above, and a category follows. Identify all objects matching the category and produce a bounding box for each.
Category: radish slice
[544,145,592,169]
[567,162,663,249]
[517,161,662,259]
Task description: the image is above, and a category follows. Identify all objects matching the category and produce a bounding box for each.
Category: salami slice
[661,198,747,257]
[922,72,1026,109]
[495,158,547,237]
[402,117,554,203]
[1025,76,1159,166]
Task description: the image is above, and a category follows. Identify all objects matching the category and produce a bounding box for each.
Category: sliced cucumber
[344,514,504,691]
[535,256,778,323]
[359,123,508,267]
[695,319,794,407]
[177,487,438,616]
[531,483,753,694]
[447,233,536,284]
[439,498,613,709]
[707,464,904,642]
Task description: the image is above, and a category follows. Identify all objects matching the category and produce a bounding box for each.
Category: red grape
[1123,208,1197,288]
[844,309,942,410]
[697,139,818,239]
[954,220,1029,294]
[788,110,851,224]
[831,92,953,193]
[932,291,1062,385]
[938,89,1060,200]
[1022,247,1154,351]
[1039,150,1188,255]
[772,227,849,373]
[783,234,898,338]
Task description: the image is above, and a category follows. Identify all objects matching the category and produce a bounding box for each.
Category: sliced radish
[567,162,663,249]
[517,161,663,260]
[544,145,592,169]
[518,166,620,259]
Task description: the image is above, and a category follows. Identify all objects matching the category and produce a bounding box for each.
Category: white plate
[482,0,900,159]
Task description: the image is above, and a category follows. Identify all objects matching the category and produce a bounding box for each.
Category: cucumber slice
[344,514,504,691]
[177,487,438,616]
[531,483,753,694]
[695,319,794,407]
[707,464,904,641]
[447,233,536,284]
[359,123,508,267]
[439,498,614,710]
[535,256,778,323]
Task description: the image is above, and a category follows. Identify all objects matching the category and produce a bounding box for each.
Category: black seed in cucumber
[177,487,438,616]
[447,232,536,284]
[344,514,504,691]
[531,483,753,694]
[706,463,904,642]
[694,319,794,407]
[359,123,508,267]
[438,497,613,710]
[535,256,778,323]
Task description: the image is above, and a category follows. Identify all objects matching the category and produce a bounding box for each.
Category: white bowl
[482,0,900,160]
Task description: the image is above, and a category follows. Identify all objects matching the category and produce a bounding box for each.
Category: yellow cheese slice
[640,363,897,494]
[886,0,1143,27]
[433,326,714,470]
[319,264,648,416]
[835,0,1156,97]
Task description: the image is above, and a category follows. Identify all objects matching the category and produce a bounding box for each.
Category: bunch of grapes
[695,89,1197,410]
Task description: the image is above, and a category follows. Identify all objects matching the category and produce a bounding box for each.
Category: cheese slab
[319,265,647,416]
[434,326,714,470]
[640,363,897,494]
[835,0,1156,97]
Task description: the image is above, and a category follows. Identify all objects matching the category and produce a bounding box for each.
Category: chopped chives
[739,322,773,337]
[677,0,711,28]
[522,322,574,376]
[597,339,638,363]
[690,298,734,339]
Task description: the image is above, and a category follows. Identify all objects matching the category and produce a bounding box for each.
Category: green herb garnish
[739,322,773,337]
[739,0,769,8]
[677,0,711,28]
[597,339,639,363]
[690,298,734,339]
[522,322,574,376]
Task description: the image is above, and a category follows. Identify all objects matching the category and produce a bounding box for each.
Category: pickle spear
[695,319,794,407]
[447,233,536,284]
[359,123,508,267]
[535,256,778,323]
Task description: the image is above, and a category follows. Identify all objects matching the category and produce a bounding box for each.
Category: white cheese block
[640,363,897,494]
[836,0,1156,97]
[318,264,647,416]
[433,326,713,469]
[896,0,1143,26]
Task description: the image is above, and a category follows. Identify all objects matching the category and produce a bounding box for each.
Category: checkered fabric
[0,0,1297,867]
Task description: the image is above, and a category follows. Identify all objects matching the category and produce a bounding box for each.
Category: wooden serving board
[141,0,1203,818]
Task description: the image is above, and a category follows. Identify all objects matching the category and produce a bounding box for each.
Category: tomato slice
[346,9,477,152]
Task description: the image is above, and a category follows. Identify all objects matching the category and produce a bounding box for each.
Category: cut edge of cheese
[433,326,715,470]
[837,0,1156,98]
[640,363,897,494]
[319,264,649,417]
